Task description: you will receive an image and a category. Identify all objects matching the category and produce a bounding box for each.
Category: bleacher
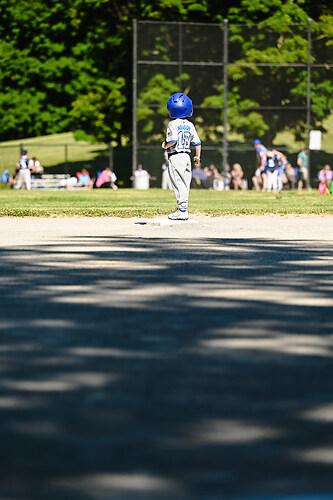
[30,174,88,190]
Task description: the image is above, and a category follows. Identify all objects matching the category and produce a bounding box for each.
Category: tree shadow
[0,236,332,499]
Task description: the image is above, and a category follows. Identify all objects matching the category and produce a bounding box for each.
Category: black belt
[168,152,190,158]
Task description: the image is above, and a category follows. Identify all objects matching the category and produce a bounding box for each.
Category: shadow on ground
[0,236,333,500]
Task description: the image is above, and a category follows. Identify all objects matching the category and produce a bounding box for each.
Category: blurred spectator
[277,155,288,191]
[318,164,332,190]
[161,152,172,190]
[297,148,310,193]
[67,176,79,188]
[130,164,149,181]
[252,166,263,191]
[318,182,330,195]
[95,167,118,189]
[14,149,31,190]
[29,157,44,178]
[203,166,214,189]
[9,162,20,189]
[222,164,231,190]
[231,163,244,190]
[282,163,297,190]
[211,165,224,190]
[191,163,207,189]
[77,169,93,189]
[0,169,9,184]
[130,164,156,189]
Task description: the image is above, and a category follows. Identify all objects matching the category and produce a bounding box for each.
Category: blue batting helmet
[21,148,28,154]
[253,139,261,145]
[167,93,193,119]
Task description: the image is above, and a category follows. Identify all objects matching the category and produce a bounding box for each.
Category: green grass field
[0,188,332,217]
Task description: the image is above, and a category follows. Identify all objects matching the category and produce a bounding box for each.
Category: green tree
[0,0,332,145]
[224,0,333,143]
[0,0,131,144]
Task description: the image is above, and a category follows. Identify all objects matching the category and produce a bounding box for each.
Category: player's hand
[194,156,200,166]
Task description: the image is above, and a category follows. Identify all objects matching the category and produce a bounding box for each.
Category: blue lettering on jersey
[177,124,190,132]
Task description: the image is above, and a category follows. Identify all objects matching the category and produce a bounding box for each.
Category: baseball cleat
[168,209,189,220]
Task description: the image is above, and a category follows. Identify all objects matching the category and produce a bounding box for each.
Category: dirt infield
[0,214,333,244]
[0,215,333,500]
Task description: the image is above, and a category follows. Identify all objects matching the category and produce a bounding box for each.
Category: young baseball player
[265,149,281,192]
[162,93,201,220]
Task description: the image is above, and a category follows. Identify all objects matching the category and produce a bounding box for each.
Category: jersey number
[177,131,191,149]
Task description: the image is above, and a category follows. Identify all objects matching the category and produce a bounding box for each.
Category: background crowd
[6,149,119,190]
[2,145,332,194]
[178,140,333,194]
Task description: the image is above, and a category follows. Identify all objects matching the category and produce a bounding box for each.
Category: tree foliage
[137,0,333,145]
[0,0,332,144]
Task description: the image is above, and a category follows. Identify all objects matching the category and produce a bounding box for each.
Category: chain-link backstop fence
[133,20,333,187]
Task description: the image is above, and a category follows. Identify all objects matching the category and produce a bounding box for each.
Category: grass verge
[0,188,332,217]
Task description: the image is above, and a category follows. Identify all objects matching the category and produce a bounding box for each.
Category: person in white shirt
[130,164,156,189]
[29,157,44,178]
[131,164,150,178]
[161,151,172,190]
[162,93,201,220]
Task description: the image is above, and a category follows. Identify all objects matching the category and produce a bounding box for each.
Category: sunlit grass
[0,188,332,217]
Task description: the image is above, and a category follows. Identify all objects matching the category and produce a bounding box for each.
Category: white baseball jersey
[20,155,30,169]
[165,118,201,156]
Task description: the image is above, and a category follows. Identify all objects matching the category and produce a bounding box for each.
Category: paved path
[0,216,333,500]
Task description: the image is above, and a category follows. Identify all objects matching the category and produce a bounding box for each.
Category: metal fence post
[223,19,229,169]
[109,143,113,171]
[64,144,68,175]
[179,22,183,90]
[132,19,138,179]
[306,18,311,189]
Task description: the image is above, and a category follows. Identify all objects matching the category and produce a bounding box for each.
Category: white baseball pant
[15,169,31,190]
[267,169,278,191]
[168,153,192,211]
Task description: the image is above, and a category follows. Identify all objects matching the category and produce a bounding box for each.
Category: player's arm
[162,140,176,149]
[162,123,177,150]
[272,149,286,163]
[193,144,201,166]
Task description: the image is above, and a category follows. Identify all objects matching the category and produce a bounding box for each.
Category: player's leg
[174,155,191,211]
[252,175,260,191]
[168,156,181,204]
[272,170,279,192]
[14,170,23,189]
[267,171,272,191]
[298,170,303,192]
[302,167,311,191]
[25,170,31,190]
[278,171,283,191]
[262,172,268,190]
[168,155,190,219]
